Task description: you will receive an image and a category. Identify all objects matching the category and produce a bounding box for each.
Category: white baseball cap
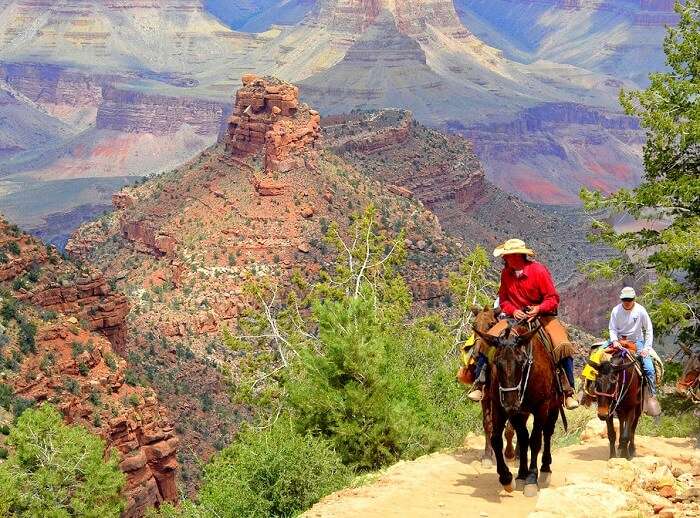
[619,287,636,300]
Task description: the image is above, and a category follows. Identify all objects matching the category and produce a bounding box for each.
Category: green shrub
[11,277,27,292]
[0,298,18,321]
[286,296,478,471]
[18,319,36,354]
[63,377,80,395]
[105,353,118,371]
[6,241,20,256]
[152,418,351,518]
[0,383,12,410]
[0,447,7,460]
[637,392,700,439]
[78,362,89,376]
[0,404,125,517]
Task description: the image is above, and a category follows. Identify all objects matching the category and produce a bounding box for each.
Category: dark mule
[593,351,642,459]
[472,307,516,467]
[476,322,564,497]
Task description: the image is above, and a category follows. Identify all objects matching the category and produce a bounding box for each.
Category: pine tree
[580,0,699,350]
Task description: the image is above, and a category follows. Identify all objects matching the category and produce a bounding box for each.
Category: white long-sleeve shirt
[609,302,654,350]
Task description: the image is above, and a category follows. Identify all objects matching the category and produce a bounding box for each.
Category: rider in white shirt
[608,286,659,414]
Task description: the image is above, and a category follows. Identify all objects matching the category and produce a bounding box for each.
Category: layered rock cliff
[97,86,226,136]
[0,218,179,516]
[323,109,616,294]
[314,0,468,38]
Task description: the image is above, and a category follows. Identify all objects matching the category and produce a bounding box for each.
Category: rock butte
[226,74,321,176]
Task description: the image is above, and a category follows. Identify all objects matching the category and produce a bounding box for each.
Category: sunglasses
[621,298,635,302]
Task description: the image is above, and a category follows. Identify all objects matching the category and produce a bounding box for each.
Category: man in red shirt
[468,238,579,409]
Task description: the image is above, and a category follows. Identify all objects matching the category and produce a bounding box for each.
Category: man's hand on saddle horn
[513,309,527,320]
[525,305,540,321]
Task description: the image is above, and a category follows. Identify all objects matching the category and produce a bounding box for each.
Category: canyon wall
[97,86,226,135]
[0,219,179,516]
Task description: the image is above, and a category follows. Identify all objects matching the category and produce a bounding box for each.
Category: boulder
[533,482,632,517]
[606,458,641,491]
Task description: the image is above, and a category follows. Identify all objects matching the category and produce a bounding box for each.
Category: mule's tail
[559,405,568,432]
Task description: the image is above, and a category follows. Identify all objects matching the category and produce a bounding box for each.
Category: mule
[472,307,516,467]
[593,350,642,459]
[475,322,565,497]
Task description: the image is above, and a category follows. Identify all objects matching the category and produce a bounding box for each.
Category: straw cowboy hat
[493,238,535,258]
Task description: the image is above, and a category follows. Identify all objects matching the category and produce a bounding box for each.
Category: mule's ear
[473,327,500,347]
[471,305,481,317]
[515,325,541,345]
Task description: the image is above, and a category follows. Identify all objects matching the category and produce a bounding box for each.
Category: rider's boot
[561,356,579,410]
[468,368,486,402]
[643,377,661,417]
[468,383,483,402]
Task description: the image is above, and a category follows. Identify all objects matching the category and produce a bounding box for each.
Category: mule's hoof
[503,481,515,493]
[539,472,552,488]
[481,457,493,469]
[523,484,539,497]
[515,478,525,491]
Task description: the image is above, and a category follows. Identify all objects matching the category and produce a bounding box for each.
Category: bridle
[497,330,534,410]
[591,350,638,416]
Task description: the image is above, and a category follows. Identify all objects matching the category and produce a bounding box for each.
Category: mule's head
[474,325,540,414]
[472,305,497,333]
[594,355,625,420]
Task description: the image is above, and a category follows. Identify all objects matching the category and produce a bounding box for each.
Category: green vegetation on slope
[0,404,126,517]
[150,206,484,516]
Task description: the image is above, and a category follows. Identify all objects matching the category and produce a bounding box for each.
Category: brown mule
[593,352,643,459]
[475,321,565,497]
[472,307,516,467]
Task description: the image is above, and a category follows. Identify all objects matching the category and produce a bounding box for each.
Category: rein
[594,351,637,417]
[497,327,534,410]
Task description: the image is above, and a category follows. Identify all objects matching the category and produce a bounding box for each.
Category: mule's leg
[524,413,544,497]
[607,416,617,458]
[539,408,558,488]
[491,409,514,492]
[510,414,529,489]
[628,407,641,459]
[504,421,516,461]
[618,410,632,459]
[482,397,494,467]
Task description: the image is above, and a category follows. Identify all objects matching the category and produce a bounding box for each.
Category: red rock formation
[323,110,413,154]
[120,219,177,258]
[0,218,178,516]
[225,75,320,173]
[113,191,135,210]
[27,274,130,354]
[13,323,178,517]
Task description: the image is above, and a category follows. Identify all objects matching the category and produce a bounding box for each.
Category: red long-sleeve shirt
[498,260,560,316]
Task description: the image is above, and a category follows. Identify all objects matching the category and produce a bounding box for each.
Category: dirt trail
[304,435,695,518]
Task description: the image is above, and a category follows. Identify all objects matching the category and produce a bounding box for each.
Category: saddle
[512,320,567,397]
